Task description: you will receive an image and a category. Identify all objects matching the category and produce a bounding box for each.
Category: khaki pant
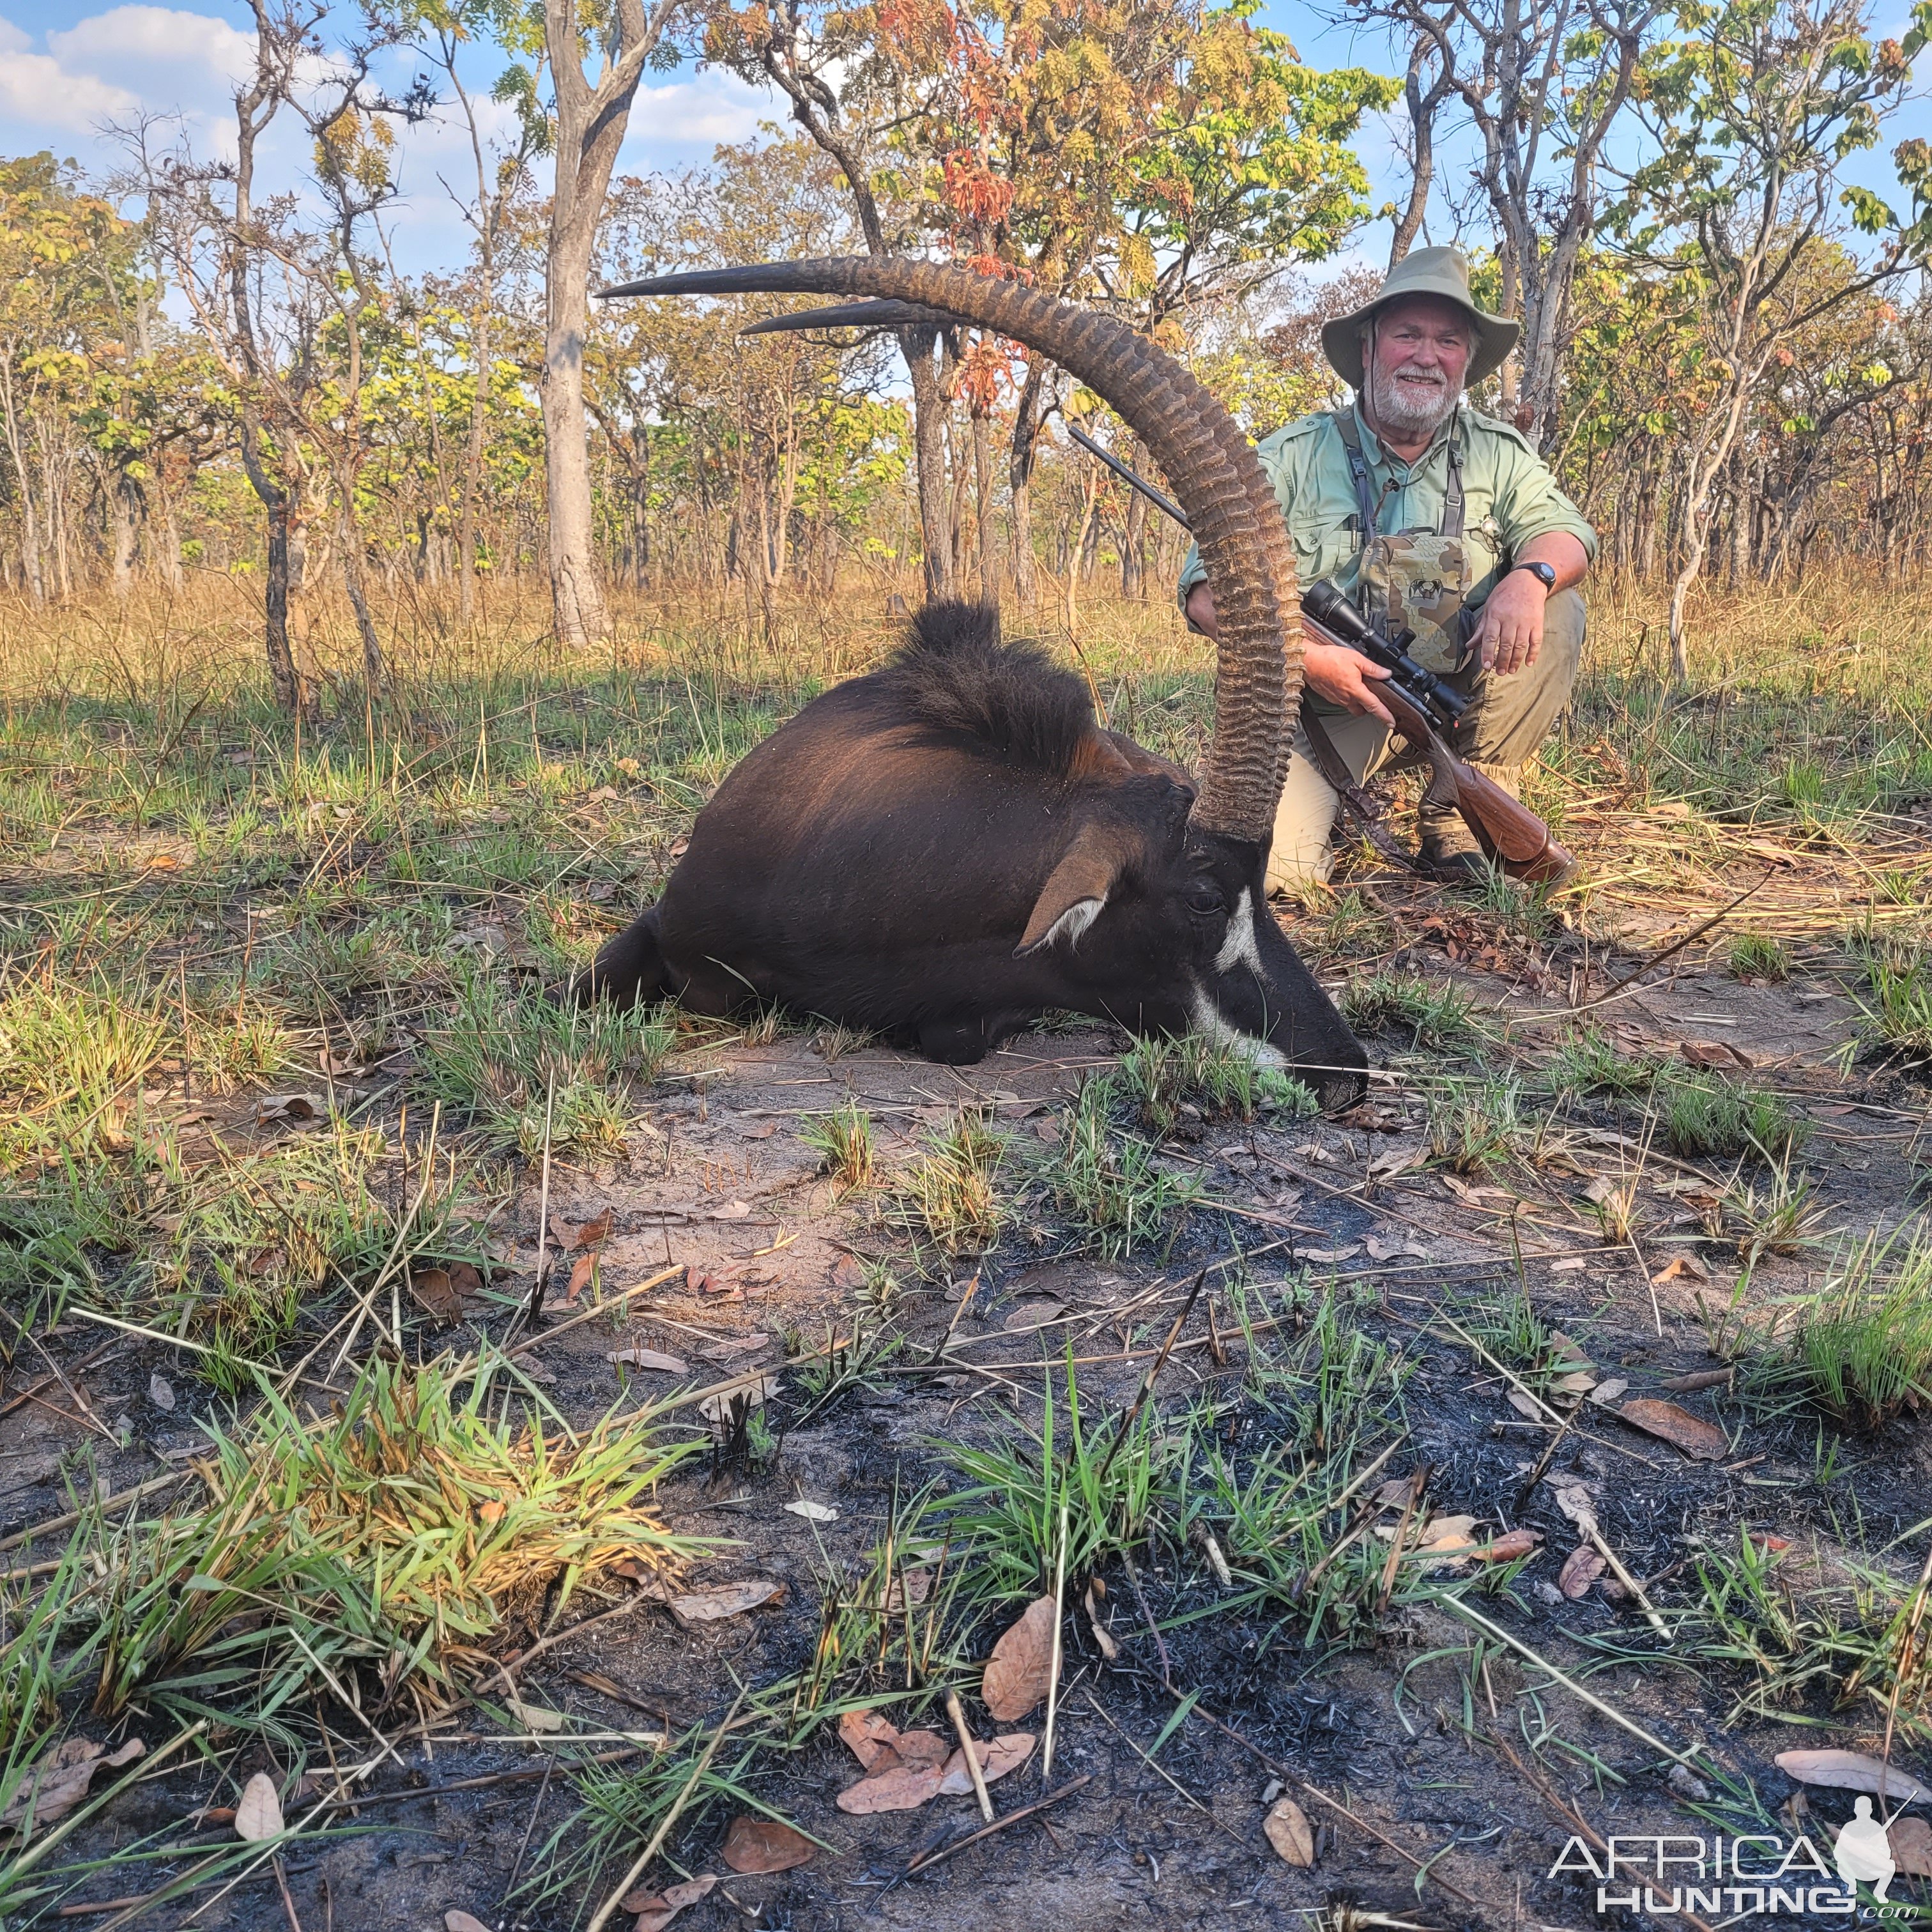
[1268,588,1586,892]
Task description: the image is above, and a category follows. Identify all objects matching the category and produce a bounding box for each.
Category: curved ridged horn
[740,299,949,336]
[599,258,1297,845]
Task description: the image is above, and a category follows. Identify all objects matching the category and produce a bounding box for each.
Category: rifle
[1068,422,1574,884]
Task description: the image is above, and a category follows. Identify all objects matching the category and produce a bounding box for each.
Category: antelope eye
[1187,887,1226,917]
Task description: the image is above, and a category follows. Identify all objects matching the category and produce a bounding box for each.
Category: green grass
[1747,1221,1932,1430]
[1342,971,1478,1050]
[1042,1076,1200,1259]
[800,1101,877,1191]
[1427,1077,1523,1174]
[89,1353,708,1722]
[1538,1025,1662,1101]
[897,1108,1007,1253]
[1657,1071,1807,1162]
[1728,932,1792,982]
[418,967,677,1156]
[1856,943,1932,1063]
[1115,1032,1317,1133]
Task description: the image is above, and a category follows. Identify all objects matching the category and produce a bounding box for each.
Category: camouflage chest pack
[1333,409,1470,676]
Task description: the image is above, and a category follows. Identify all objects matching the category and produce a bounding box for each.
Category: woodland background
[3,0,1932,690]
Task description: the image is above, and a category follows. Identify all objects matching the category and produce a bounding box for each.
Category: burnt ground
[7,885,1929,1932]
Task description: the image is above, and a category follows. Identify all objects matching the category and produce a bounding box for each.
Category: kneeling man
[1180,247,1595,887]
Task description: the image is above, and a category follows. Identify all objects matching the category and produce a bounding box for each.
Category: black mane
[874,601,1096,774]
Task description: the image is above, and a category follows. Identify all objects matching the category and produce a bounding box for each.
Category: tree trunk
[1008,362,1046,613]
[972,406,997,608]
[109,472,141,597]
[264,494,302,712]
[902,327,954,601]
[338,487,387,695]
[542,0,670,648]
[1119,433,1147,598]
[460,304,488,626]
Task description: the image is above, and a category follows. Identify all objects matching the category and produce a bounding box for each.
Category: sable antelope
[579,259,1368,1109]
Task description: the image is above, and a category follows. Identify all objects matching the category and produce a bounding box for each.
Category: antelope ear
[1016,823,1131,956]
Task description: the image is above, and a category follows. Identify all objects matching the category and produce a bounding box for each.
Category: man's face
[1364,294,1471,440]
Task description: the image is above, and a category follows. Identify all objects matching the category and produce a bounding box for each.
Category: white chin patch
[1039,895,1105,951]
[1213,887,1265,977]
[1186,984,1288,1069]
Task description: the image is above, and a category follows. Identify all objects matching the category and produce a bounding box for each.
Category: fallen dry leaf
[1650,1254,1710,1287]
[982,1595,1057,1722]
[884,1567,932,1614]
[551,1208,612,1253]
[1559,1546,1607,1598]
[565,1252,597,1303]
[1002,1300,1064,1332]
[1085,1581,1119,1660]
[1589,1377,1630,1406]
[0,1738,143,1834]
[742,1122,778,1140]
[698,1376,779,1425]
[1680,1040,1753,1070]
[939,1733,1035,1794]
[148,1373,175,1412]
[1551,1484,1600,1537]
[1892,1817,1932,1879]
[1661,1368,1733,1393]
[623,1873,718,1929]
[1551,1370,1598,1400]
[1616,1397,1729,1460]
[838,1710,900,1771]
[722,1814,816,1873]
[445,1913,493,1932]
[1263,1796,1316,1866]
[234,1770,284,1842]
[783,1499,839,1522]
[1473,1528,1542,1562]
[415,1261,484,1321]
[709,1200,752,1221]
[836,1759,947,1814]
[664,1577,785,1627]
[1506,1388,1544,1420]
[607,1347,690,1374]
[1774,1750,1929,1806]
[508,1699,566,1733]
[1418,1514,1479,1548]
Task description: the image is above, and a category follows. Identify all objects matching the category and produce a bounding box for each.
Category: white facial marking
[1213,887,1264,977]
[1040,895,1105,951]
[1187,983,1288,1070]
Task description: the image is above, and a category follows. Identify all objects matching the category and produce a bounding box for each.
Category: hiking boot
[1418,808,1491,882]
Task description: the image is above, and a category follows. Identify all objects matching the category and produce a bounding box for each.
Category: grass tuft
[1658,1071,1807,1162]
[800,1102,877,1192]
[1342,971,1478,1050]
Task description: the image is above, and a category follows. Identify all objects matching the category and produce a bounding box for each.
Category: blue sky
[0,0,1919,283]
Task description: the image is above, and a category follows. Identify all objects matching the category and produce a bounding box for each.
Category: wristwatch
[1510,560,1558,593]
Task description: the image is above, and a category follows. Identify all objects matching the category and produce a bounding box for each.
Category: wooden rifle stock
[1374,681,1574,884]
[1297,613,1574,884]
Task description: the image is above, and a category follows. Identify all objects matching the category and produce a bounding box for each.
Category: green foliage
[1728,931,1792,981]
[1658,1070,1807,1160]
[1342,971,1478,1050]
[1855,942,1932,1061]
[418,968,676,1154]
[1539,1025,1662,1100]
[801,1101,877,1191]
[898,1108,1007,1252]
[1115,1031,1317,1133]
[927,1356,1170,1602]
[1749,1221,1932,1429]
[91,1354,708,1721]
[1427,1077,1523,1174]
[1044,1075,1200,1259]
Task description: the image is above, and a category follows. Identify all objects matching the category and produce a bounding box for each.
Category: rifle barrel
[1066,423,1191,532]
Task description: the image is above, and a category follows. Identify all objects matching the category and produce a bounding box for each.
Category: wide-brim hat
[1321,246,1519,390]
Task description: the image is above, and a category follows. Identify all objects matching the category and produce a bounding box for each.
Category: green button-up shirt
[1176,401,1597,614]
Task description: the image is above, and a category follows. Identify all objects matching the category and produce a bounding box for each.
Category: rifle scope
[1301,579,1468,723]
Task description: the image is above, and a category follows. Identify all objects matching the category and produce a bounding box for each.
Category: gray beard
[1366,362,1460,440]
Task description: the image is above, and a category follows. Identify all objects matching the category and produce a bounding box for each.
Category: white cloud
[49,6,255,92]
[622,75,767,152]
[0,45,138,132]
[0,17,30,54]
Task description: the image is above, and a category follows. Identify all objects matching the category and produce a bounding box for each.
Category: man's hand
[1302,641,1393,724]
[1471,567,1548,677]
[1188,582,1393,724]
